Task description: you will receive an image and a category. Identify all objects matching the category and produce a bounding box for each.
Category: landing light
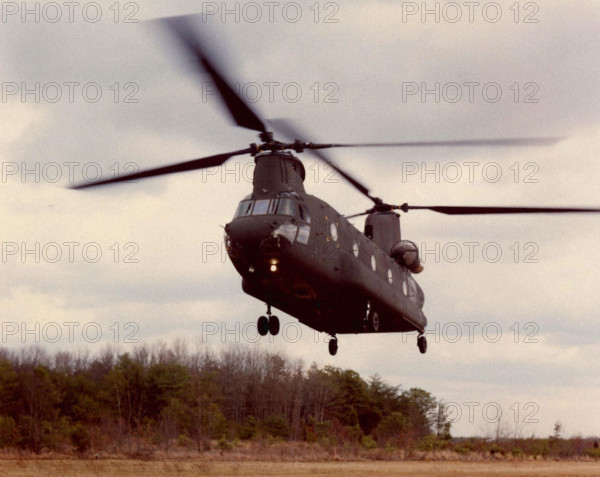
[270,259,278,272]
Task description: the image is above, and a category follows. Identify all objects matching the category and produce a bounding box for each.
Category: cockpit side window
[276,198,297,216]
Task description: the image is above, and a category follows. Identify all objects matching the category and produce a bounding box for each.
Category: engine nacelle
[390,240,424,274]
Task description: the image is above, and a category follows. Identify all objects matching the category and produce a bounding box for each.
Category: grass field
[1,459,600,477]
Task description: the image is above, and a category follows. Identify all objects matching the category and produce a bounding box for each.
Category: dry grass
[1,459,600,477]
[1,443,599,476]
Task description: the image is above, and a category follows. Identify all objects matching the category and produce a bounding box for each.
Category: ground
[1,460,600,477]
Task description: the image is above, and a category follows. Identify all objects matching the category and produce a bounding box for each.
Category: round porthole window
[371,255,376,271]
[330,223,338,241]
[352,242,359,257]
[388,269,393,284]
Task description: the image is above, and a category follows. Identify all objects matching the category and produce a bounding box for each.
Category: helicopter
[73,15,600,356]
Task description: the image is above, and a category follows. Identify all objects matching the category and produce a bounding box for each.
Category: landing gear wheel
[417,334,427,354]
[257,316,269,336]
[364,300,380,332]
[268,315,280,336]
[328,338,338,356]
[369,310,380,332]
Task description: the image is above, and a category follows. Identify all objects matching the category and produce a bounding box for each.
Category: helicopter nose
[226,217,275,240]
[225,217,295,261]
[225,217,277,254]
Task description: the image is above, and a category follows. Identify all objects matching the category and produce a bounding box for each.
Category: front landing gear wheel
[268,315,280,336]
[328,338,338,356]
[417,334,427,354]
[257,316,269,336]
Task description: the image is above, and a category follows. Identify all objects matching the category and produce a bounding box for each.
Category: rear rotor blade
[161,15,267,134]
[345,211,372,219]
[346,204,600,219]
[269,118,380,204]
[308,137,563,150]
[71,148,253,189]
[403,205,600,215]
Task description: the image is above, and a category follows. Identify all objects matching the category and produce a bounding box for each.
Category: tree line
[1,344,597,459]
[0,343,450,454]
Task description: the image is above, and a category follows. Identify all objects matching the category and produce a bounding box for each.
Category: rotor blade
[403,205,600,215]
[71,148,253,189]
[269,118,380,204]
[160,15,267,133]
[345,211,371,219]
[308,137,564,150]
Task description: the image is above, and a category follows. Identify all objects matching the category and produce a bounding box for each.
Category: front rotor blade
[71,148,253,189]
[269,118,379,204]
[309,137,563,150]
[161,16,267,134]
[404,205,600,215]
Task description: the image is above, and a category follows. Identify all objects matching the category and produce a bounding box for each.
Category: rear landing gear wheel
[364,300,381,332]
[257,316,269,336]
[369,310,380,332]
[417,334,427,354]
[268,315,280,336]
[328,338,338,356]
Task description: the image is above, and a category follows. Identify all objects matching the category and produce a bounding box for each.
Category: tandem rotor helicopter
[74,16,600,356]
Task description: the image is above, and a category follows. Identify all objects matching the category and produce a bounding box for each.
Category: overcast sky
[1,0,600,438]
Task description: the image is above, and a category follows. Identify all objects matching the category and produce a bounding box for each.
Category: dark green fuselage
[225,151,427,336]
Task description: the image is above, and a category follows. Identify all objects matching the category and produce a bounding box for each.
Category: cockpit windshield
[252,199,270,215]
[235,200,253,217]
[233,197,301,219]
